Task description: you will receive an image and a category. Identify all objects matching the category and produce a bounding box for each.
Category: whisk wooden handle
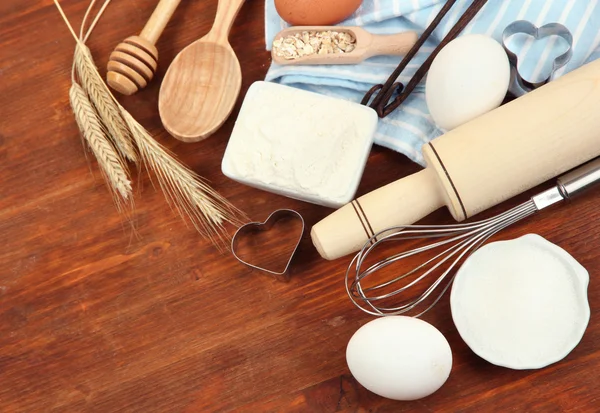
[312,57,600,261]
[311,169,444,260]
[107,0,182,95]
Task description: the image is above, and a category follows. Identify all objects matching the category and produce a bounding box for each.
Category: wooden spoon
[271,26,418,65]
[158,0,245,142]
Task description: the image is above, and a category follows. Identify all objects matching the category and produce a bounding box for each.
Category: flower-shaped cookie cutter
[502,20,573,97]
[231,209,305,281]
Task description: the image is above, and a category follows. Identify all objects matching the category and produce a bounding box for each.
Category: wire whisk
[345,201,538,318]
[345,156,600,318]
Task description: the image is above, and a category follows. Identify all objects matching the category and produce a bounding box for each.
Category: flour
[451,234,590,369]
[221,82,378,208]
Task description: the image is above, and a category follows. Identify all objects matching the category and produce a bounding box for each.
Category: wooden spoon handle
[208,0,246,41]
[140,0,182,44]
[364,31,419,59]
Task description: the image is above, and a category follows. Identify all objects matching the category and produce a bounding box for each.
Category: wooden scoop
[158,0,245,142]
[271,26,418,65]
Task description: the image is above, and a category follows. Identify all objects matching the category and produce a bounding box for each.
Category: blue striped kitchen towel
[264,0,600,165]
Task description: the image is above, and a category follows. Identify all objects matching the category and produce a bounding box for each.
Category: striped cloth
[264,0,600,165]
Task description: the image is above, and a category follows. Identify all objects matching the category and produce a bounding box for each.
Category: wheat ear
[74,44,138,164]
[55,0,248,248]
[121,110,247,246]
[69,83,132,204]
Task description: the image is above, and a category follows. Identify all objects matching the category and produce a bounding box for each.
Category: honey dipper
[107,0,182,95]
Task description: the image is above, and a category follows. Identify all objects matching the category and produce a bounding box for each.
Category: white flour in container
[221,81,378,208]
[450,234,590,369]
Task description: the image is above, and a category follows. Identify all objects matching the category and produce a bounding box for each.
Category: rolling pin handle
[311,168,445,260]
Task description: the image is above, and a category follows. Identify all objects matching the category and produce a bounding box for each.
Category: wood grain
[1,1,599,412]
[158,0,245,142]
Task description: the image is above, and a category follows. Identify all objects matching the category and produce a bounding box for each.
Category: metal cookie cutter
[231,209,305,281]
[502,20,573,97]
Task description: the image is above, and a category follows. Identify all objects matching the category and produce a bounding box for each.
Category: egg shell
[346,316,452,401]
[274,0,363,26]
[425,34,510,131]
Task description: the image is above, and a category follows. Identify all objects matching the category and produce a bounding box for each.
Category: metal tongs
[362,0,488,118]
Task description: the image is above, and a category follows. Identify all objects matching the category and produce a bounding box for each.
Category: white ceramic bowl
[450,234,590,370]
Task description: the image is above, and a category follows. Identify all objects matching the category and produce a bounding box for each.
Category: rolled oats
[273,30,358,60]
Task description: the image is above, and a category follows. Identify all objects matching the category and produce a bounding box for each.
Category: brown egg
[275,0,363,26]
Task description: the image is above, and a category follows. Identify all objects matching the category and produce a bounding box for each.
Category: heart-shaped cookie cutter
[502,20,573,97]
[231,209,305,279]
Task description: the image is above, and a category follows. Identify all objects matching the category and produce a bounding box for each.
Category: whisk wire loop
[346,201,539,317]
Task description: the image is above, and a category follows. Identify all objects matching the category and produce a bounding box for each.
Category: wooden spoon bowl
[158,0,245,142]
[159,41,241,142]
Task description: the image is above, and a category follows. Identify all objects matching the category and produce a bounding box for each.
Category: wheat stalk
[69,82,132,204]
[122,110,247,247]
[54,0,249,248]
[74,44,138,163]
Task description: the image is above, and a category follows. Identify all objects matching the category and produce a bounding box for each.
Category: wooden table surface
[2,1,599,411]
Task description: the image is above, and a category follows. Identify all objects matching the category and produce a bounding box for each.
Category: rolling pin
[311,58,600,260]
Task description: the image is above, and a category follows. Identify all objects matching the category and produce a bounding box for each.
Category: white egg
[425,34,510,131]
[346,316,452,401]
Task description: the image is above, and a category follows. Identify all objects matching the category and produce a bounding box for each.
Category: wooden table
[2,1,599,411]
